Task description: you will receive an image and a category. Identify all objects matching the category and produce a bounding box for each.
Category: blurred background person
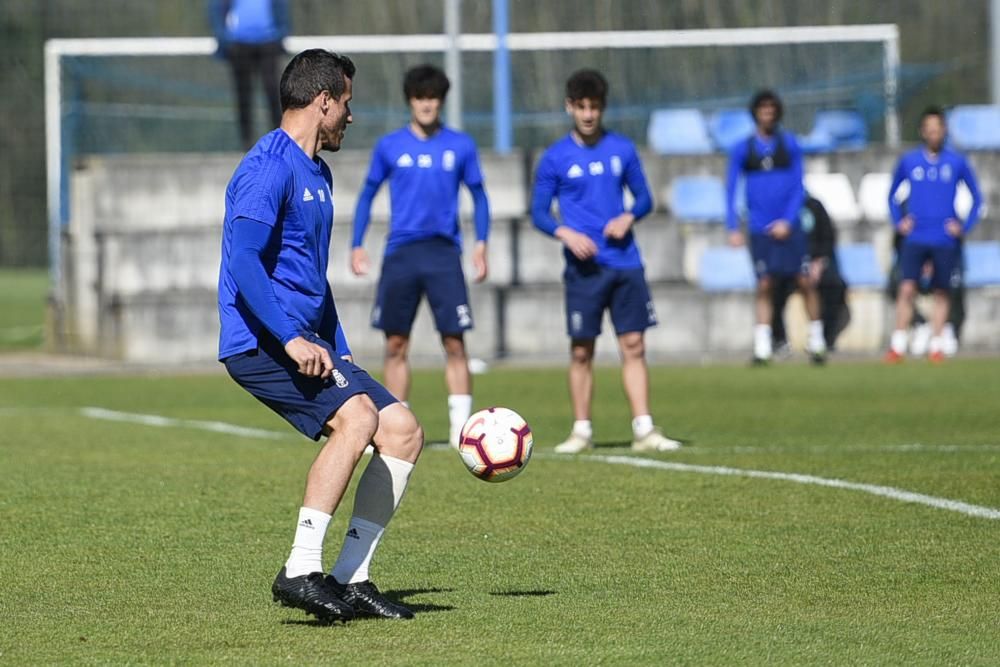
[725,89,827,365]
[771,194,850,356]
[885,106,982,363]
[210,0,289,150]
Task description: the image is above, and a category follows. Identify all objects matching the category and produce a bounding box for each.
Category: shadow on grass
[277,587,457,625]
[590,438,694,450]
[488,589,557,597]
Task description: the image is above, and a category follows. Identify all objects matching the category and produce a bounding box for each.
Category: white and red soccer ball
[457,407,533,483]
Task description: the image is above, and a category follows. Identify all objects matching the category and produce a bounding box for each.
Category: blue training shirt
[888,147,983,247]
[352,125,489,257]
[531,131,653,269]
[218,129,348,360]
[725,130,804,234]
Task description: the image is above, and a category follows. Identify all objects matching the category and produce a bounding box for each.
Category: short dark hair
[749,89,783,122]
[279,49,356,111]
[566,69,608,104]
[920,105,946,124]
[403,64,450,101]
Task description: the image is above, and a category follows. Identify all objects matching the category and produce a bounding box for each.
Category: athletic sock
[890,329,908,355]
[754,324,773,360]
[808,320,826,353]
[572,419,593,440]
[632,415,654,439]
[285,507,332,578]
[330,453,414,584]
[928,335,944,355]
[448,394,473,443]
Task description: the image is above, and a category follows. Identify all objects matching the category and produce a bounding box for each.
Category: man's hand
[555,226,598,261]
[350,247,370,276]
[472,241,488,283]
[284,336,334,379]
[945,218,963,238]
[768,219,791,241]
[603,212,635,240]
[728,230,746,247]
[897,215,915,236]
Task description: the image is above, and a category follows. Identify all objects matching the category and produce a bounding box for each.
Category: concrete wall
[60,147,1000,364]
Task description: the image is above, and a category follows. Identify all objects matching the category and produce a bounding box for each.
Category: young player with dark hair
[351,64,491,449]
[885,106,982,363]
[531,68,681,454]
[726,89,827,365]
[219,49,423,624]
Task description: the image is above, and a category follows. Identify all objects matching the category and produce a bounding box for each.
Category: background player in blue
[531,69,681,454]
[726,90,827,365]
[218,49,424,624]
[885,106,982,363]
[351,64,490,449]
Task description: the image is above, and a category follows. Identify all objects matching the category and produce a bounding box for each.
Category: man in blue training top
[726,90,826,365]
[531,69,681,454]
[209,0,289,150]
[885,106,982,363]
[218,49,423,624]
[351,64,490,449]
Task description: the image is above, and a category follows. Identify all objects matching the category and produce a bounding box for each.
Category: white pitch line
[567,454,1000,521]
[79,407,290,441]
[28,406,1000,520]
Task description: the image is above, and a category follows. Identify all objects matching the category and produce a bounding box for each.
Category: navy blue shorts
[224,332,397,441]
[899,241,961,291]
[564,261,657,339]
[749,230,810,279]
[372,237,472,336]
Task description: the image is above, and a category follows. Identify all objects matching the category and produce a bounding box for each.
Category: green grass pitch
[1,359,998,664]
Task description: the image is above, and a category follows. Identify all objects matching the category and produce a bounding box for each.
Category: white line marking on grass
[79,407,289,441]
[43,407,1000,520]
[563,454,1000,521]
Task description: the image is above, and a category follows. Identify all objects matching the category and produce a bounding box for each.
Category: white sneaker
[942,323,959,357]
[554,432,593,454]
[631,428,682,452]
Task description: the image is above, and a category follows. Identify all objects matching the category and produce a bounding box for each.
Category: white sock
[330,453,414,584]
[928,335,944,355]
[808,320,826,352]
[754,324,773,360]
[890,329,908,355]
[572,419,593,439]
[632,415,654,439]
[285,507,332,578]
[448,394,473,443]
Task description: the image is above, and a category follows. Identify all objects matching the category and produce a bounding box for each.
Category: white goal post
[44,24,900,304]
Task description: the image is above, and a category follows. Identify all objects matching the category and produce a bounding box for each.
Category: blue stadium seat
[964,241,1000,287]
[809,110,868,150]
[947,105,1000,150]
[647,109,713,155]
[669,176,726,222]
[798,129,835,154]
[836,243,885,287]
[698,246,756,291]
[708,109,755,152]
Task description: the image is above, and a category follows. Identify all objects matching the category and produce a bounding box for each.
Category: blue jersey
[888,147,983,247]
[218,129,340,360]
[352,126,487,257]
[726,130,804,234]
[531,132,653,270]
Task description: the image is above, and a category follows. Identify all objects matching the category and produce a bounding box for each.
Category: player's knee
[898,280,917,299]
[620,334,645,359]
[330,394,379,446]
[384,336,410,361]
[378,405,424,459]
[757,276,773,293]
[569,343,594,365]
[442,335,467,360]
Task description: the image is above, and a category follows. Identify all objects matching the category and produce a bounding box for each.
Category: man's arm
[960,156,984,234]
[887,158,908,227]
[623,148,653,221]
[229,218,301,345]
[780,136,805,227]
[530,156,561,237]
[209,0,230,51]
[350,143,389,275]
[724,144,744,233]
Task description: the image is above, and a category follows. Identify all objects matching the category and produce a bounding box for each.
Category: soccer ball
[457,407,533,483]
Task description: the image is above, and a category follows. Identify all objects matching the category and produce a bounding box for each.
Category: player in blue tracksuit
[352,65,490,449]
[531,69,681,454]
[726,90,826,364]
[209,0,290,149]
[219,50,422,623]
[885,106,982,363]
